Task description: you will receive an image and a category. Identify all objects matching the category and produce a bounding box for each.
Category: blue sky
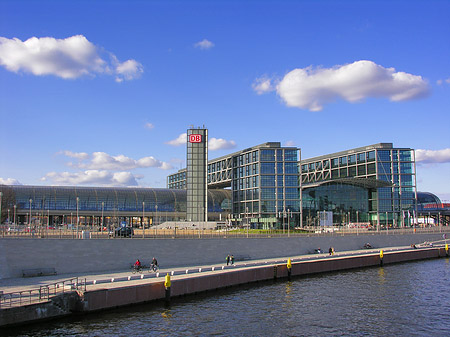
[0,0,449,201]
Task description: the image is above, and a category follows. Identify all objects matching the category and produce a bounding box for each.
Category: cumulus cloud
[284,140,296,147]
[41,170,141,187]
[166,133,236,151]
[416,148,450,164]
[254,60,430,111]
[145,122,154,130]
[209,138,237,151]
[166,133,187,146]
[0,35,143,82]
[252,76,276,95]
[60,151,173,170]
[0,178,22,185]
[60,150,89,160]
[194,39,214,50]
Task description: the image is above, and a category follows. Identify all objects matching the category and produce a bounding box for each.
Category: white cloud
[416,148,450,164]
[252,76,276,95]
[0,178,22,185]
[61,150,89,160]
[209,138,236,151]
[194,39,214,50]
[255,60,430,111]
[166,133,187,146]
[166,133,236,151]
[437,78,450,85]
[59,151,173,170]
[144,122,154,130]
[41,170,141,187]
[112,56,143,82]
[284,140,296,147]
[0,35,143,81]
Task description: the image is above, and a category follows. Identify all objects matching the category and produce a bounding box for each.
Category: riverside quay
[1,142,449,230]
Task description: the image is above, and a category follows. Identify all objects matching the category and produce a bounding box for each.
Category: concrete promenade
[1,243,449,327]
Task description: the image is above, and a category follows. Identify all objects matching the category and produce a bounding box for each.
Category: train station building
[2,132,438,229]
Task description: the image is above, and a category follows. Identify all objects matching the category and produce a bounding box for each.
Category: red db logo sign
[188,134,202,143]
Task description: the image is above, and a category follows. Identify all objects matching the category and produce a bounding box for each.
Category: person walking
[226,255,230,265]
[231,255,234,265]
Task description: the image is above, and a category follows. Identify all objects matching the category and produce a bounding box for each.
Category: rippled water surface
[6,258,450,336]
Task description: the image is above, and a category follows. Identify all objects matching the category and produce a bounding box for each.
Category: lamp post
[356,210,359,236]
[47,209,49,238]
[14,205,17,232]
[76,197,79,239]
[142,201,145,239]
[29,199,32,235]
[246,207,249,238]
[101,201,104,234]
[155,204,158,237]
[0,192,2,227]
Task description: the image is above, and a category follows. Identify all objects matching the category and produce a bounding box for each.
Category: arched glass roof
[0,185,231,213]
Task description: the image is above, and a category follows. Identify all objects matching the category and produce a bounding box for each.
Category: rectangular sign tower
[186,127,208,222]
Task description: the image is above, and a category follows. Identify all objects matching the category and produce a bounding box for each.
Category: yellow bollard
[164,273,171,304]
[380,250,384,266]
[165,273,171,288]
[445,244,448,257]
[287,258,292,280]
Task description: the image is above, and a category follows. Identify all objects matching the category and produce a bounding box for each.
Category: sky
[0,0,449,201]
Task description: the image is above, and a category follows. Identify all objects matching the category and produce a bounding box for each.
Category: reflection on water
[5,258,450,336]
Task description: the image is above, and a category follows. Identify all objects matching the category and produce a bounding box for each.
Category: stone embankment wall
[1,247,447,328]
[0,232,445,279]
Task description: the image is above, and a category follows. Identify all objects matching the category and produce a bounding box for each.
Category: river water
[5,258,450,336]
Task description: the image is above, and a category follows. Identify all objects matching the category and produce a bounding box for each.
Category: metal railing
[1,226,449,240]
[0,277,86,309]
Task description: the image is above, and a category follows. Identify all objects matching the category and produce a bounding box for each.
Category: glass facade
[301,143,417,228]
[0,185,231,225]
[186,128,208,222]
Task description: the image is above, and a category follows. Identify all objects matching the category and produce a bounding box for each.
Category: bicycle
[131,265,143,274]
[149,264,159,273]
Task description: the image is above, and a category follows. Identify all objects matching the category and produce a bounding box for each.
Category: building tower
[186,127,208,222]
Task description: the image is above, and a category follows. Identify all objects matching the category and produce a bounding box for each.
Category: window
[331,158,339,168]
[357,153,366,163]
[285,176,298,187]
[261,163,275,174]
[261,188,276,200]
[284,150,297,161]
[277,175,284,186]
[377,150,391,162]
[399,150,411,161]
[348,154,356,165]
[367,151,375,162]
[260,149,275,161]
[261,175,275,187]
[285,162,298,174]
[339,156,347,165]
[357,165,366,176]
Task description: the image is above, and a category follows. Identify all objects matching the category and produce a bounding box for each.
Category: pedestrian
[226,254,230,265]
[231,255,234,265]
[328,247,333,255]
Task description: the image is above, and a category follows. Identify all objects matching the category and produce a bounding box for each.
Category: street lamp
[142,201,145,239]
[0,192,2,227]
[29,199,32,235]
[101,201,104,234]
[155,204,158,237]
[356,210,359,236]
[13,205,17,232]
[76,197,79,239]
[246,207,249,238]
